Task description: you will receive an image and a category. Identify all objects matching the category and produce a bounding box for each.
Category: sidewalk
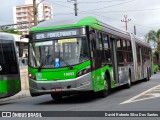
[0,90,30,103]
[150,71,160,80]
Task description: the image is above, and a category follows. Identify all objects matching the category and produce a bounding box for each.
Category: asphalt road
[1,72,160,120]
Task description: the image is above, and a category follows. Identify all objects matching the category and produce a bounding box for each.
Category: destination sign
[35,30,78,39]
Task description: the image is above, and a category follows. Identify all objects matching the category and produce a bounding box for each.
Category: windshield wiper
[38,55,51,72]
[59,56,73,70]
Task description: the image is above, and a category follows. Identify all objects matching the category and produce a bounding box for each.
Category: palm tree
[145,30,157,48]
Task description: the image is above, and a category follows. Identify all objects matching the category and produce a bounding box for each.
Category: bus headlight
[77,66,91,77]
[28,73,36,80]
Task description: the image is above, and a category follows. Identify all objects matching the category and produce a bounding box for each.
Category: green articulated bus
[28,16,152,100]
[0,32,21,98]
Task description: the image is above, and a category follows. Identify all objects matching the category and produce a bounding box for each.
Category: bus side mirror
[20,35,29,39]
[19,42,24,57]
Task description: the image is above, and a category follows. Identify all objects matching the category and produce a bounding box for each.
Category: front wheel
[97,77,110,98]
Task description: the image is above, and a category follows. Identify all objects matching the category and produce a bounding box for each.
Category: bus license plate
[51,88,62,92]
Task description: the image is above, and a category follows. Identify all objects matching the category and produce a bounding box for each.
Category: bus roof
[0,32,14,41]
[30,16,151,48]
[30,16,130,36]
[30,16,100,32]
[133,34,151,48]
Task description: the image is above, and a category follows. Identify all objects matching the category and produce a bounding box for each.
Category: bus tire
[126,73,131,88]
[144,69,150,82]
[148,68,151,81]
[51,94,62,101]
[97,76,110,98]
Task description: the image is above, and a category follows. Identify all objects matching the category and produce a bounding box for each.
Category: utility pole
[134,25,136,35]
[67,0,78,16]
[33,0,37,26]
[74,0,78,16]
[28,12,31,29]
[121,15,131,31]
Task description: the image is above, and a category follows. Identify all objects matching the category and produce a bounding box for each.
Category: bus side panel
[7,78,21,96]
[91,66,113,92]
[118,66,128,85]
[0,80,7,98]
[91,68,104,92]
[0,77,21,98]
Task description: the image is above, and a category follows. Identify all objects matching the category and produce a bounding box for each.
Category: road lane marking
[120,84,160,105]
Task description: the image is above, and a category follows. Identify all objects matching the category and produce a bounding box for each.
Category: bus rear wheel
[144,69,150,82]
[51,94,62,101]
[126,74,131,88]
[98,77,110,98]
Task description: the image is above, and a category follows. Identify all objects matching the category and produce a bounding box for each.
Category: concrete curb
[0,90,30,103]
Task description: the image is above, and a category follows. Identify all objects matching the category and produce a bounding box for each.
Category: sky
[0,0,160,37]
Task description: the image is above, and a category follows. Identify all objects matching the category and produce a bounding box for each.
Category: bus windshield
[29,37,89,68]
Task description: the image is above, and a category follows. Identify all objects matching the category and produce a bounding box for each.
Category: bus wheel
[126,74,131,88]
[145,70,150,82]
[148,70,150,81]
[98,77,110,98]
[51,94,62,101]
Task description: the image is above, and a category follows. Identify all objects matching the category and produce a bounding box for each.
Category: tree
[0,26,21,35]
[145,30,157,43]
[145,30,160,69]
[156,29,160,69]
[156,29,160,40]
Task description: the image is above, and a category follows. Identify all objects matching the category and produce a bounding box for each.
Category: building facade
[13,0,53,35]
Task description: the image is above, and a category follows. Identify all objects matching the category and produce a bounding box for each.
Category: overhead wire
[79,0,136,13]
[46,0,158,36]
[78,0,130,3]
[48,0,130,3]
[51,2,74,10]
[53,7,160,16]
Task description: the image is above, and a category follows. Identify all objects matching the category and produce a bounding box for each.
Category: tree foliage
[0,26,21,35]
[156,29,160,40]
[145,30,157,43]
[156,29,160,51]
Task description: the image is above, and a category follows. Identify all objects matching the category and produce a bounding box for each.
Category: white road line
[120,84,160,105]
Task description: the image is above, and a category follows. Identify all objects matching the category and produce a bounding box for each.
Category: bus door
[110,37,119,85]
[140,47,144,79]
[90,30,103,90]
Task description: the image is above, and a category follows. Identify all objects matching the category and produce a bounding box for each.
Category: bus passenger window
[103,34,111,64]
[122,39,127,50]
[116,39,123,64]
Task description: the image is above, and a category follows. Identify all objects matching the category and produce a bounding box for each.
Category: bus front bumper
[29,73,93,96]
